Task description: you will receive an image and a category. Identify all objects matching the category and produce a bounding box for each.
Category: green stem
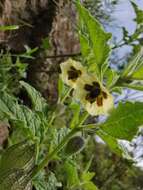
[78,112,89,126]
[31,127,81,178]
[48,112,56,127]
[48,88,73,129]
[118,83,143,91]
[60,87,73,104]
[32,106,89,178]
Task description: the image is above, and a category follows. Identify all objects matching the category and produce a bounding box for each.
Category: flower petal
[74,75,114,116]
[60,58,87,88]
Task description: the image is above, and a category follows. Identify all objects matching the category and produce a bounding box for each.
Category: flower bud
[65,136,85,156]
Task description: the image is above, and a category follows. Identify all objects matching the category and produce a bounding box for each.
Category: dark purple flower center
[84,82,101,103]
[68,66,82,81]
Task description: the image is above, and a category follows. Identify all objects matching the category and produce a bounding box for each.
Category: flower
[60,58,87,88]
[74,75,114,116]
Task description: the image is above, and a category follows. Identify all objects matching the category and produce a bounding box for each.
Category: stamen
[97,97,103,106]
[85,94,96,103]
[102,91,108,99]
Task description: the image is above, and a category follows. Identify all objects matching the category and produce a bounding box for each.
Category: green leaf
[76,2,111,76]
[96,130,129,157]
[79,32,91,58]
[0,141,35,172]
[24,46,39,56]
[0,168,31,190]
[58,77,64,101]
[131,1,143,24]
[0,92,18,119]
[0,141,35,190]
[64,136,85,156]
[122,27,129,42]
[0,92,45,140]
[20,81,48,113]
[100,102,143,141]
[82,172,95,182]
[0,53,27,94]
[69,103,80,128]
[83,181,99,190]
[41,37,51,50]
[33,171,62,190]
[121,83,143,91]
[103,67,119,88]
[121,49,143,78]
[63,161,79,187]
[0,25,19,31]
[9,105,42,139]
[131,65,143,80]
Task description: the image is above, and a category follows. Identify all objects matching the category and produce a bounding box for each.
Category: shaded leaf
[63,161,79,187]
[20,81,48,113]
[0,168,30,190]
[0,141,35,190]
[58,78,64,101]
[0,92,46,140]
[64,136,85,156]
[0,141,35,172]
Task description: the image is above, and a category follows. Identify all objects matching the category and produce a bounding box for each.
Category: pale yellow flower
[60,58,87,88]
[74,75,114,116]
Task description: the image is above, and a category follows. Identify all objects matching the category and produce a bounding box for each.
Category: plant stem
[31,127,81,178]
[47,87,73,129]
[32,104,90,178]
[61,87,73,104]
[78,112,89,126]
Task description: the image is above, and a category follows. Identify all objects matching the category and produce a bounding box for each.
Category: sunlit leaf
[100,102,143,141]
[63,161,79,187]
[76,1,111,77]
[121,49,143,78]
[82,172,95,182]
[83,181,99,190]
[121,83,143,91]
[69,103,80,128]
[0,25,19,31]
[96,130,131,158]
[131,65,143,80]
[131,1,143,24]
